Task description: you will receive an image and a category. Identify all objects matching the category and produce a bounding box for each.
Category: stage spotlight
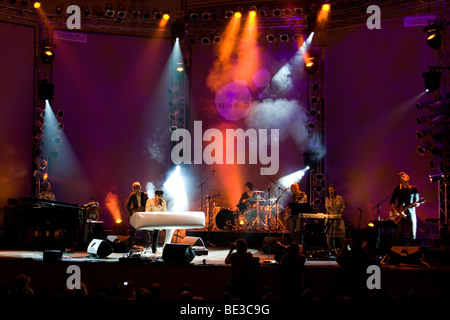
[55,3,64,15]
[142,7,150,19]
[294,8,303,15]
[52,136,62,145]
[31,134,41,145]
[283,8,292,16]
[40,45,55,64]
[153,9,162,19]
[416,142,431,155]
[81,4,90,16]
[201,36,210,45]
[423,23,443,50]
[234,11,242,18]
[190,12,199,20]
[280,34,289,42]
[105,3,114,17]
[423,69,441,93]
[266,34,276,42]
[20,1,28,7]
[258,9,267,17]
[213,35,222,44]
[56,123,64,132]
[33,2,41,9]
[225,9,233,19]
[415,128,432,139]
[202,11,211,20]
[273,7,281,17]
[56,110,64,118]
[249,6,257,17]
[322,3,331,12]
[163,11,170,20]
[129,5,138,18]
[117,4,126,18]
[93,5,103,17]
[305,57,318,74]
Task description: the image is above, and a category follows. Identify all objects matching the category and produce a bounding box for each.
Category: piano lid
[21,196,81,209]
[130,211,205,230]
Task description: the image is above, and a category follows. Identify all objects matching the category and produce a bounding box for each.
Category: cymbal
[253,190,265,193]
[248,199,266,202]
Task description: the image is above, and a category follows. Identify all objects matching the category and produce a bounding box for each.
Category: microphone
[283,187,290,190]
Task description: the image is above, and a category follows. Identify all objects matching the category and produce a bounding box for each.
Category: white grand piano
[130,211,205,248]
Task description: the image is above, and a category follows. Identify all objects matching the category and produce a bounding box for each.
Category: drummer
[237,182,258,213]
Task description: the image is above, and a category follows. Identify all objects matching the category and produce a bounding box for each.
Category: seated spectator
[224,239,257,299]
[279,243,306,301]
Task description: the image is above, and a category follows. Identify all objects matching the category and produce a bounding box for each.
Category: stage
[1,232,450,304]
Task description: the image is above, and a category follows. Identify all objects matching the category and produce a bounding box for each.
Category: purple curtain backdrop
[0,16,440,238]
[326,19,438,235]
[0,22,35,206]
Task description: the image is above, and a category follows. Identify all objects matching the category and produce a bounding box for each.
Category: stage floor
[1,244,450,304]
[0,246,339,267]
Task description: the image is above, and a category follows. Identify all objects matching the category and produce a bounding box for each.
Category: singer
[325,185,346,251]
[145,189,167,253]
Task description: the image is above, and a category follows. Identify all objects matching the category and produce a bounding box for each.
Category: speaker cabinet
[162,243,196,264]
[180,236,205,247]
[388,246,422,265]
[43,250,62,262]
[87,239,113,258]
[180,236,208,256]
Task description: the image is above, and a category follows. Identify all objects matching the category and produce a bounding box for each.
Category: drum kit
[209,191,287,232]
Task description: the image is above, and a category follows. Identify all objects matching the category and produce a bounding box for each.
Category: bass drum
[215,209,235,230]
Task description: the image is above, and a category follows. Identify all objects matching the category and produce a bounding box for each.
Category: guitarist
[389,172,420,245]
[126,182,149,248]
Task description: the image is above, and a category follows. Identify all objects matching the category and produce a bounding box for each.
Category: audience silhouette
[224,238,258,300]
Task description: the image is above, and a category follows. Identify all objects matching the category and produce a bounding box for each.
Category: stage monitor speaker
[106,235,130,253]
[262,237,288,254]
[180,236,208,256]
[180,236,205,247]
[43,250,62,262]
[87,239,113,258]
[388,246,422,265]
[162,243,196,264]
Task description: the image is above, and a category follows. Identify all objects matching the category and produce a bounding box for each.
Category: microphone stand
[263,186,276,263]
[357,207,363,233]
[197,170,216,247]
[197,170,215,226]
[264,175,285,230]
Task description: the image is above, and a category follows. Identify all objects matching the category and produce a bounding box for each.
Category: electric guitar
[389,197,425,224]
